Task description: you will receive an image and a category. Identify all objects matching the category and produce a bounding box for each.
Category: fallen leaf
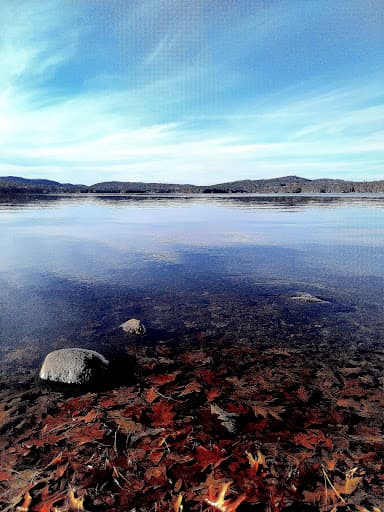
[195,445,226,471]
[178,380,202,396]
[16,491,32,512]
[45,452,64,468]
[55,464,68,478]
[68,488,85,511]
[205,481,246,512]
[150,372,181,386]
[252,403,285,421]
[30,490,67,512]
[210,404,237,433]
[144,386,158,405]
[0,470,11,482]
[246,449,266,473]
[150,402,176,427]
[292,430,332,450]
[173,494,183,512]
[206,388,221,401]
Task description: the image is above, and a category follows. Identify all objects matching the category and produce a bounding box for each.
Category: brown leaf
[77,409,100,423]
[178,380,202,396]
[351,425,383,444]
[98,387,139,408]
[45,452,64,468]
[336,398,362,409]
[252,403,285,421]
[0,407,11,427]
[55,464,68,478]
[107,410,145,435]
[343,476,363,495]
[67,423,106,446]
[144,386,158,404]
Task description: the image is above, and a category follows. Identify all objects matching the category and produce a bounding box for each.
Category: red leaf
[31,490,66,512]
[67,423,106,445]
[0,471,11,482]
[243,418,268,434]
[150,372,181,386]
[63,395,94,415]
[292,429,333,450]
[297,386,310,402]
[206,388,221,401]
[144,386,158,404]
[149,402,176,427]
[45,452,64,468]
[197,369,215,386]
[55,464,68,478]
[195,445,226,471]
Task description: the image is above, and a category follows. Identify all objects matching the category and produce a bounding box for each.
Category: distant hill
[1,175,384,195]
[89,175,384,193]
[0,176,87,194]
[89,181,197,194]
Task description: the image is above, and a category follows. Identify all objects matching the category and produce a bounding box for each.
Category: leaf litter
[0,335,383,511]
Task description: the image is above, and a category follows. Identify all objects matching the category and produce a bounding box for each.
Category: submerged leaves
[0,338,383,511]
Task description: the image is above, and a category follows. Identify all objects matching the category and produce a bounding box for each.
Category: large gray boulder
[39,348,109,385]
[120,318,146,335]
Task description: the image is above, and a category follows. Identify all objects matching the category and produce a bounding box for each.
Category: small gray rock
[120,318,146,335]
[39,348,109,385]
[291,293,329,304]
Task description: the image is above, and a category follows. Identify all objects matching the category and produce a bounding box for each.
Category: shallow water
[1,194,384,374]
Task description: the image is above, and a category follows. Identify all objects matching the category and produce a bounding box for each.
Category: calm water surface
[1,194,384,373]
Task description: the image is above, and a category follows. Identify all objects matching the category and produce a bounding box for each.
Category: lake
[1,194,384,377]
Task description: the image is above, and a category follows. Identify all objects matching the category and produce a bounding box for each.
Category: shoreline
[3,191,384,197]
[1,335,383,511]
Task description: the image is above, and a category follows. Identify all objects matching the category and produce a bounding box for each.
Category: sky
[0,0,383,185]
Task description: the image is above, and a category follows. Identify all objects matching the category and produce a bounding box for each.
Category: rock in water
[39,348,109,385]
[291,293,329,304]
[120,318,146,335]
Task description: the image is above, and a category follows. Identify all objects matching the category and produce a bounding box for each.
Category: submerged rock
[39,348,109,385]
[120,318,146,335]
[291,293,329,304]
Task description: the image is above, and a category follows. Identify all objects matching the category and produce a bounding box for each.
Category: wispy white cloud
[0,0,383,184]
[1,81,383,183]
[0,1,79,88]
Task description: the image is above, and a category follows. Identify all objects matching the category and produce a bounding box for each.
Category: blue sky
[0,0,383,184]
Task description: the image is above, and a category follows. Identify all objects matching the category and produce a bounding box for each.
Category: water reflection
[3,193,384,211]
[1,194,383,373]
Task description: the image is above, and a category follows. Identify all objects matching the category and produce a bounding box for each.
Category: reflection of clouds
[3,194,384,213]
[1,196,384,290]
[90,194,384,211]
[152,231,265,247]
